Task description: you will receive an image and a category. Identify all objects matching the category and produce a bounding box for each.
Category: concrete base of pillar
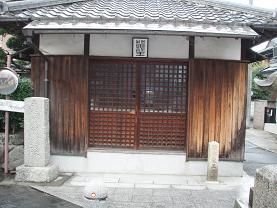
[15,163,58,183]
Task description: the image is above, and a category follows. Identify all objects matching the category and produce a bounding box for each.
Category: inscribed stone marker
[207,141,219,181]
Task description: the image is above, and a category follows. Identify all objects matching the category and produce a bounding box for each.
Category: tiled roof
[15,0,275,26]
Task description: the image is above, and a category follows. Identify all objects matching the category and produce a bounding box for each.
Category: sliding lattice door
[139,63,187,149]
[89,59,187,150]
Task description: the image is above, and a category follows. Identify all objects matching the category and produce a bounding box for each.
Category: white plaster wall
[195,37,241,60]
[40,34,84,55]
[90,34,189,58]
[38,34,241,60]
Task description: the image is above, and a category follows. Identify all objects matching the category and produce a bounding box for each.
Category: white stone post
[15,97,58,182]
[253,100,267,130]
[207,141,219,182]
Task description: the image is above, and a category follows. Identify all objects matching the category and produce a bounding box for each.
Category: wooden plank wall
[187,59,247,161]
[31,56,88,156]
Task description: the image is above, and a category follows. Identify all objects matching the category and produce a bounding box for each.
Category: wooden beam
[32,34,40,51]
[189,36,195,59]
[84,34,90,56]
[241,39,264,62]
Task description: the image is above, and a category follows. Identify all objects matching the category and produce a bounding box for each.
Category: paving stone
[113,188,134,195]
[133,188,153,196]
[135,184,170,189]
[152,188,173,196]
[105,183,134,188]
[132,195,153,203]
[108,194,133,202]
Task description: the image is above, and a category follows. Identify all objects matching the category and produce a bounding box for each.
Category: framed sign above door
[132,38,148,58]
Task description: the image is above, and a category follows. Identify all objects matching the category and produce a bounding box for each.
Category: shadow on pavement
[0,185,81,208]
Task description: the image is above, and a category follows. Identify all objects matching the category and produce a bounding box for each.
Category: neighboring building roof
[258,37,277,56]
[266,37,277,49]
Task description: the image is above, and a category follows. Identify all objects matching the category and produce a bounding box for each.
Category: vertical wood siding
[31,56,88,156]
[187,59,247,161]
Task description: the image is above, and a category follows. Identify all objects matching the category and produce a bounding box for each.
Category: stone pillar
[253,165,277,208]
[207,141,219,182]
[253,100,267,130]
[15,97,58,182]
[24,97,50,167]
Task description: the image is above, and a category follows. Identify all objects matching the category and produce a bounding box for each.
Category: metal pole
[4,54,12,174]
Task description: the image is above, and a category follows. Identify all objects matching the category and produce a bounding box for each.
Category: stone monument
[15,97,58,182]
[207,141,219,182]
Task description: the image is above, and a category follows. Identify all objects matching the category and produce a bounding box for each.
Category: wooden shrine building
[1,0,277,175]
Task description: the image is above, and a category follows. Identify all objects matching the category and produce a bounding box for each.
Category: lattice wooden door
[139,62,187,150]
[89,59,187,150]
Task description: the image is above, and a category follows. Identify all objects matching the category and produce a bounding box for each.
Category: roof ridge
[189,0,273,16]
[5,0,87,11]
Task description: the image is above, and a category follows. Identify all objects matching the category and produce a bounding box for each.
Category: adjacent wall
[187,59,247,161]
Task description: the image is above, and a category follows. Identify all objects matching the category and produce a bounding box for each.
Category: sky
[224,0,277,10]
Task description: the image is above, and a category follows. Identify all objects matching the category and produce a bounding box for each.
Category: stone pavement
[33,185,238,208]
[244,141,277,176]
[246,128,277,154]
[30,173,254,208]
[0,128,276,208]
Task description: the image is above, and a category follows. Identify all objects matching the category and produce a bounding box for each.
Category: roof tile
[13,0,276,26]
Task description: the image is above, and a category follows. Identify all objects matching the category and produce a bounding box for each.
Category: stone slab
[24,97,50,167]
[253,165,277,208]
[15,163,58,183]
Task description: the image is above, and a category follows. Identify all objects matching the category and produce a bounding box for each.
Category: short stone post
[15,97,58,182]
[207,141,219,182]
[253,165,277,208]
[253,100,267,130]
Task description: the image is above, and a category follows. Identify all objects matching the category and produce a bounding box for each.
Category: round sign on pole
[0,68,19,95]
